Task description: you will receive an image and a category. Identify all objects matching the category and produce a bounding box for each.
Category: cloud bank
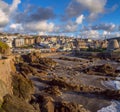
[0,0,119,38]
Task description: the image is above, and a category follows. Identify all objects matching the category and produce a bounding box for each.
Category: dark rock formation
[101,89,120,100]
[83,64,118,77]
[55,101,90,112]
[44,86,62,96]
[19,63,38,76]
[12,73,34,101]
[22,52,41,63]
[36,94,89,112]
[1,94,38,112]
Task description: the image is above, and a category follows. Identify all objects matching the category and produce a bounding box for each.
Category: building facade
[14,38,25,47]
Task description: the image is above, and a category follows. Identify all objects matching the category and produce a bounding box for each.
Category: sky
[0,0,120,38]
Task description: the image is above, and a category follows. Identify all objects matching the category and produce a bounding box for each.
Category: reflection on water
[100,77,120,112]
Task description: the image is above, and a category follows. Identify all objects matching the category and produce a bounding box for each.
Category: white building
[14,38,25,47]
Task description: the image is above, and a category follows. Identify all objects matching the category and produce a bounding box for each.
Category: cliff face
[0,57,15,101]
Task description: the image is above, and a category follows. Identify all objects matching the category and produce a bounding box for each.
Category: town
[0,32,119,55]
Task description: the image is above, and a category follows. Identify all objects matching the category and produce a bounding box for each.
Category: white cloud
[103,31,120,38]
[10,0,21,14]
[72,0,107,20]
[65,22,78,32]
[103,31,110,35]
[0,10,9,27]
[76,0,106,13]
[76,14,85,24]
[24,21,56,33]
[10,23,23,30]
[38,32,47,35]
[0,0,21,27]
[81,30,100,39]
[91,23,117,32]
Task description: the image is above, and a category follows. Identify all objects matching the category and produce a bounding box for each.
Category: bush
[0,41,9,54]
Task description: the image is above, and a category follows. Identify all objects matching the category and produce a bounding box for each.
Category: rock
[97,64,115,74]
[48,77,75,90]
[55,101,90,112]
[22,52,41,63]
[39,58,57,68]
[82,63,118,77]
[30,63,49,71]
[45,86,62,96]
[102,89,120,100]
[21,52,57,71]
[12,73,34,101]
[19,63,38,76]
[1,94,38,112]
[37,95,54,112]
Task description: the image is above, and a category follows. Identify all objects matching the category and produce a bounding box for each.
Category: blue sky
[0,0,120,38]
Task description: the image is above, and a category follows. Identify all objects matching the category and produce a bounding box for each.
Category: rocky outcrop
[96,64,115,74]
[2,52,119,112]
[101,89,120,100]
[1,94,38,112]
[44,86,62,96]
[36,95,90,112]
[38,95,54,112]
[12,73,34,101]
[21,52,57,73]
[22,52,41,63]
[82,64,118,77]
[19,63,38,76]
[55,101,90,112]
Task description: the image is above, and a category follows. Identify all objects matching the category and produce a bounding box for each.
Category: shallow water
[97,102,117,112]
[99,78,120,112]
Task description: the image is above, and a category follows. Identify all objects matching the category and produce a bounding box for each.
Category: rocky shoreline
[0,52,120,112]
